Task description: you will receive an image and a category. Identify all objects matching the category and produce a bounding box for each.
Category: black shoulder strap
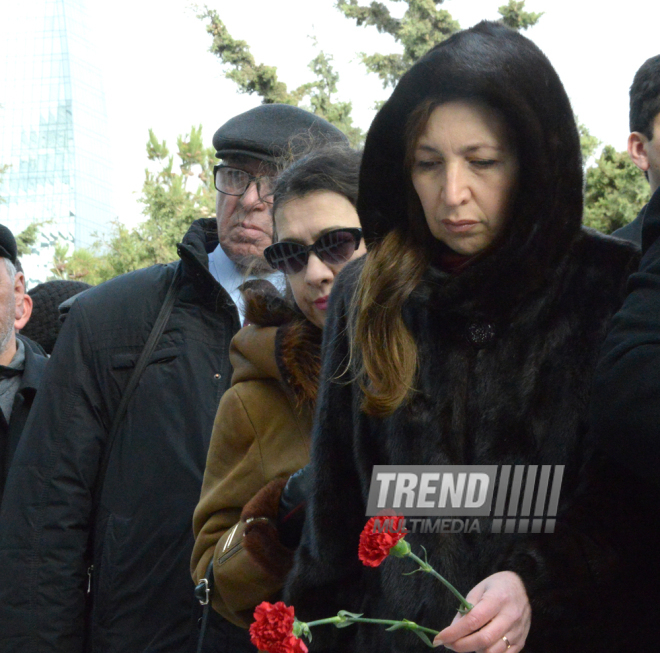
[195,559,215,653]
[93,264,182,513]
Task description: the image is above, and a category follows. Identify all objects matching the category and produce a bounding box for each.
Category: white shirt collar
[207,244,285,323]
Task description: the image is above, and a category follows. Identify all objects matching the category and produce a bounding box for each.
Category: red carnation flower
[250,601,309,653]
[358,515,408,567]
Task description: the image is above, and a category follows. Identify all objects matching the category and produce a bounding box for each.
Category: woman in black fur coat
[285,21,640,653]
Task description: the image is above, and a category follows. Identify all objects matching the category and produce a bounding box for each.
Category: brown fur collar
[243,284,322,411]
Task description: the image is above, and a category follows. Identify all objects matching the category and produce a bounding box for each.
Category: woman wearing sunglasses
[284,23,640,653]
[191,145,365,635]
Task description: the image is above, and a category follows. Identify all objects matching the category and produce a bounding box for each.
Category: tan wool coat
[191,292,321,628]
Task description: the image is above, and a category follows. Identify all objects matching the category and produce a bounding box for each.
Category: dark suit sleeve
[284,263,367,649]
[590,186,660,486]
[0,299,108,652]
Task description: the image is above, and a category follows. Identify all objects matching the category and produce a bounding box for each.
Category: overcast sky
[90,0,659,228]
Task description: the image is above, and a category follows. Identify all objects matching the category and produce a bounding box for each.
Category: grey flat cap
[213,104,348,162]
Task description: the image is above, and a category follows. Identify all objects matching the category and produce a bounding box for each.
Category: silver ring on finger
[502,635,512,650]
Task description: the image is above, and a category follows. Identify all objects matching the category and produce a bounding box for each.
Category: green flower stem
[406,551,473,613]
[349,617,439,636]
[304,616,345,628]
[304,615,438,636]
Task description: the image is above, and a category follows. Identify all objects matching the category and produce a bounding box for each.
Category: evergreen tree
[497,0,543,31]
[52,1,645,282]
[199,1,541,124]
[577,120,649,235]
[15,221,46,258]
[55,126,215,284]
[336,0,541,92]
[198,8,363,147]
[583,145,650,234]
[577,119,601,165]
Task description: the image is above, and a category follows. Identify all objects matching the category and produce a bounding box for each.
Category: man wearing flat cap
[0,106,346,652]
[0,224,47,505]
[210,104,347,320]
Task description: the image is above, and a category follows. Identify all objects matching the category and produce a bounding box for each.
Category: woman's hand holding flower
[251,522,522,653]
[433,571,530,653]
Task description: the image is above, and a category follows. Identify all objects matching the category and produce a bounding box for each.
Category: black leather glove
[277,466,309,549]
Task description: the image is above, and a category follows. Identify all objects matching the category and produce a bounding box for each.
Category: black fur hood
[358,21,586,320]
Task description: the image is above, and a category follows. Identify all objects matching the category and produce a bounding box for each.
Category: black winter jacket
[588,187,660,645]
[285,23,641,653]
[0,220,251,652]
[0,334,48,504]
[591,186,660,484]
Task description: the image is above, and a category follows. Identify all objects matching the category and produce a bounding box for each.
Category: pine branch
[497,1,543,31]
[339,0,459,88]
[198,7,293,103]
[197,7,362,145]
[360,53,409,88]
[335,0,401,36]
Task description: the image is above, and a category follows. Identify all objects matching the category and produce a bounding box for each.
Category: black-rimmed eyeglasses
[264,228,363,274]
[213,165,275,205]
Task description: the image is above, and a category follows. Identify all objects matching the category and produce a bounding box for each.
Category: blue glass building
[0,0,114,284]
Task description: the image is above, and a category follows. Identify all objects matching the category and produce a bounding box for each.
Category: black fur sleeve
[284,260,368,650]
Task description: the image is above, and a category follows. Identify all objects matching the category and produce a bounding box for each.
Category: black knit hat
[0,224,18,265]
[22,280,92,354]
[213,104,348,162]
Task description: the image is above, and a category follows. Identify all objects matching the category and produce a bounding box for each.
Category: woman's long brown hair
[345,100,444,418]
[348,228,428,417]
